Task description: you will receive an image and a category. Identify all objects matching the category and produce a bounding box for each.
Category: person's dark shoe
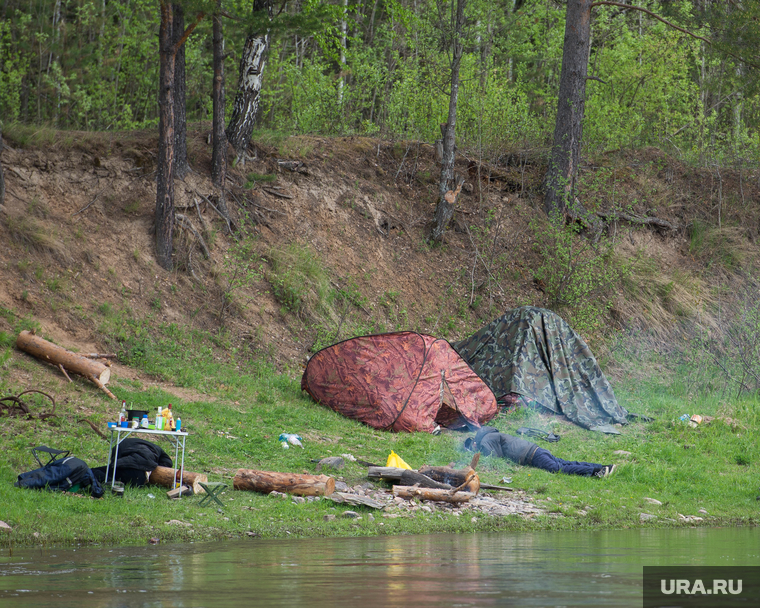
[595,464,616,478]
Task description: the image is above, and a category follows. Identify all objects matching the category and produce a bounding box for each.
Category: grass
[2,311,760,551]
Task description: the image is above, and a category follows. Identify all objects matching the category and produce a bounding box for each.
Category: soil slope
[0,126,754,390]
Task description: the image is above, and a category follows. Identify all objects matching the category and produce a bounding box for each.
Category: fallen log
[149,466,208,495]
[367,466,452,489]
[596,210,677,231]
[233,469,335,496]
[16,330,116,399]
[393,485,475,504]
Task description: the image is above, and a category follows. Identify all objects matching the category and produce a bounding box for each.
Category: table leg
[110,429,121,488]
[179,435,186,498]
[106,430,115,487]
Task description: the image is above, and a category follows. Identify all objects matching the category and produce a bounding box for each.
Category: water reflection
[1,528,758,607]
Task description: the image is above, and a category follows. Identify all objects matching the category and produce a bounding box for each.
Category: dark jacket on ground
[92,438,173,487]
[473,426,540,465]
[15,456,105,498]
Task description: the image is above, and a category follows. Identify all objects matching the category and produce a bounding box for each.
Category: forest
[2,0,758,164]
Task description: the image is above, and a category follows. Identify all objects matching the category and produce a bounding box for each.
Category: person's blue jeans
[530,447,604,476]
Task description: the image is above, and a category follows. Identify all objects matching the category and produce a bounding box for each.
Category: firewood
[367,466,452,489]
[418,465,480,493]
[149,466,208,495]
[392,485,475,503]
[233,468,335,496]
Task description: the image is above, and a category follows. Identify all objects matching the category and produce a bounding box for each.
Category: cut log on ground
[149,466,208,495]
[418,465,480,493]
[16,330,116,399]
[233,469,335,496]
[367,466,453,489]
[393,485,475,504]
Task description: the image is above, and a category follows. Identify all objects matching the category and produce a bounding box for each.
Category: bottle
[119,401,127,425]
[156,406,164,431]
[166,404,175,431]
[141,413,149,429]
[175,417,181,433]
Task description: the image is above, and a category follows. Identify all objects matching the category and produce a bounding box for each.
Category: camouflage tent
[301,332,498,433]
[451,307,628,432]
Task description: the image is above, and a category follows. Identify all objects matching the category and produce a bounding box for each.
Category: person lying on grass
[464,426,615,477]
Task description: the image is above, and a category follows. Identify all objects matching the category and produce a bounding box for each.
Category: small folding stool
[198,482,228,507]
[32,446,70,468]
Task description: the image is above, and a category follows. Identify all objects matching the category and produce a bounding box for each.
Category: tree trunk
[233,468,335,496]
[173,3,189,179]
[0,127,5,206]
[149,465,208,494]
[156,1,176,271]
[211,5,227,188]
[393,485,475,503]
[226,30,270,158]
[16,330,114,398]
[431,0,467,242]
[543,0,592,216]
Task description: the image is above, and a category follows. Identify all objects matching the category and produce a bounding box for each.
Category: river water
[1,527,758,608]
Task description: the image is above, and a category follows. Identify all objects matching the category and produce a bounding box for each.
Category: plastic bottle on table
[175,417,181,432]
[119,401,127,425]
[156,406,164,431]
[141,413,149,428]
[166,404,175,431]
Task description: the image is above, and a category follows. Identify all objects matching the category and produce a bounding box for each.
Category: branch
[597,210,677,231]
[172,12,206,55]
[176,213,211,259]
[591,1,760,69]
[590,2,710,44]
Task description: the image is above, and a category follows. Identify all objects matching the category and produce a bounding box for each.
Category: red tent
[301,332,498,433]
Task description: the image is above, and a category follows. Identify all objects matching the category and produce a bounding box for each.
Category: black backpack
[15,456,105,498]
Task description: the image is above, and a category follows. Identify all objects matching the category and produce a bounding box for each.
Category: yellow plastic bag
[386,450,412,470]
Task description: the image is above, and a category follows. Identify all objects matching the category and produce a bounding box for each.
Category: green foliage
[267,242,330,318]
[218,227,264,323]
[1,0,758,166]
[244,173,277,188]
[531,212,629,336]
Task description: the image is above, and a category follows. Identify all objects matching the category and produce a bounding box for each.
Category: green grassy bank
[1,317,759,550]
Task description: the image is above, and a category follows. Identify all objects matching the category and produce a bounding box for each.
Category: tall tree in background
[226,0,272,160]
[431,0,467,242]
[542,0,591,217]
[156,2,204,271]
[543,0,722,217]
[173,3,189,178]
[0,127,5,207]
[211,1,227,187]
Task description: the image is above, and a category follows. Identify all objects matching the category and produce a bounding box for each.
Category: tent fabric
[301,331,498,433]
[451,306,628,431]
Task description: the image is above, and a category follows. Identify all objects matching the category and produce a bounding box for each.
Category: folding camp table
[105,427,188,497]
